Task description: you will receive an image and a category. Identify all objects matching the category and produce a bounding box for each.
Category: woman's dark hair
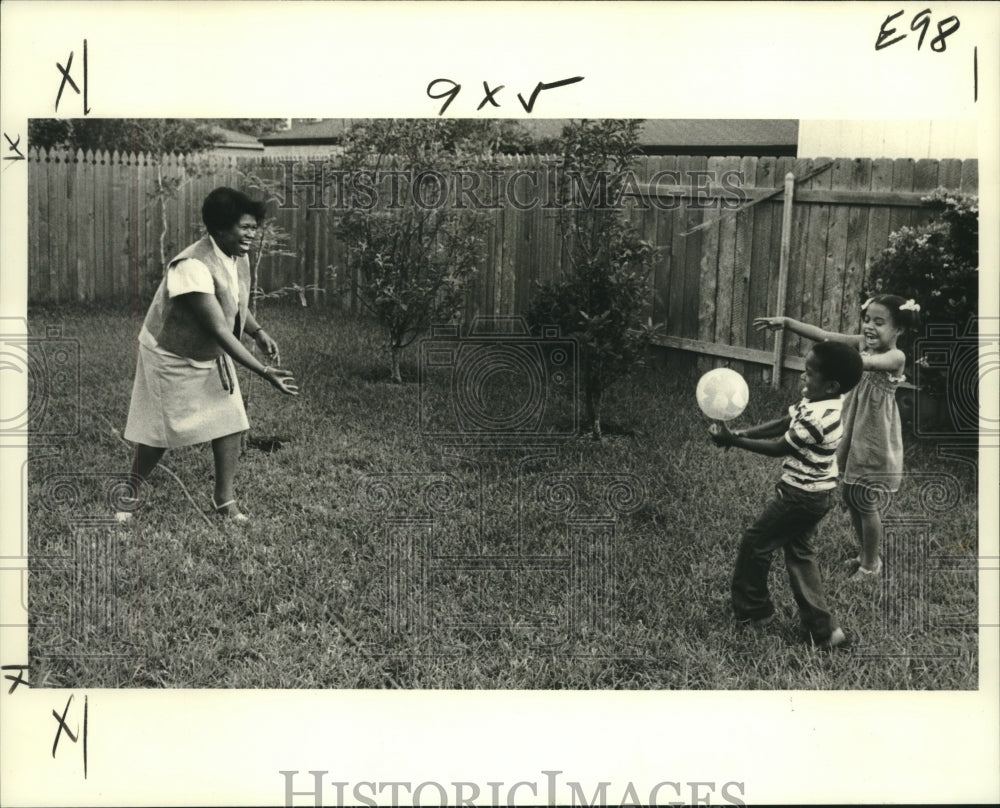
[812,341,864,394]
[864,293,920,330]
[201,187,267,234]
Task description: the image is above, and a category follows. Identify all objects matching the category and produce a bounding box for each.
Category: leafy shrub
[526,120,659,439]
[335,120,501,382]
[865,188,978,400]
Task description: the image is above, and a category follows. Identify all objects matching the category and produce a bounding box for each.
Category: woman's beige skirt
[123,342,249,448]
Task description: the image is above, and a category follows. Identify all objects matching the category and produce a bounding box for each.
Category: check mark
[516,76,584,113]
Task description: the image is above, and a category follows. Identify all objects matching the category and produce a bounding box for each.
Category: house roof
[210,125,265,150]
[518,119,798,148]
[258,119,798,154]
[258,119,352,145]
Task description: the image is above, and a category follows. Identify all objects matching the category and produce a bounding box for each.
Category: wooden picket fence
[27,149,977,377]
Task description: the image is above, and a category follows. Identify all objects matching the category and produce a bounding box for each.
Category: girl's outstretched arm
[753,316,860,346]
[861,347,906,374]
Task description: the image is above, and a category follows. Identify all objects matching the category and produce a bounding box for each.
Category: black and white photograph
[1,2,998,806]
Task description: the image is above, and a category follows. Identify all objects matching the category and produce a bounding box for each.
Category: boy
[709,341,864,649]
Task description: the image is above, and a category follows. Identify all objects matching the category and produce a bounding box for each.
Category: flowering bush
[865,188,978,401]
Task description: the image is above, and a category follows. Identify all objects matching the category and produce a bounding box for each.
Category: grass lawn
[27,305,979,689]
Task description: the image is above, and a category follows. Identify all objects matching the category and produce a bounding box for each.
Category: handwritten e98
[876,9,960,51]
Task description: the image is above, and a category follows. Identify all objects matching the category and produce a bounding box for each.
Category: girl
[754,294,920,580]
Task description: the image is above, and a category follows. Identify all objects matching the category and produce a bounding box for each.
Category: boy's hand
[709,421,734,447]
[753,316,785,332]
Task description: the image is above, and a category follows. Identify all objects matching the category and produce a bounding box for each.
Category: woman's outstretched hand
[254,330,281,364]
[753,316,786,332]
[262,366,299,396]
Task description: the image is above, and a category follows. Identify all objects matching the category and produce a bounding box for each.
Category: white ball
[696,368,749,421]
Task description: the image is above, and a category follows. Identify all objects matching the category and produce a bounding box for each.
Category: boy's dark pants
[731,481,839,641]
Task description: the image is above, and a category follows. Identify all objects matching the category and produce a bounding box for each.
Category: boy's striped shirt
[781,397,844,491]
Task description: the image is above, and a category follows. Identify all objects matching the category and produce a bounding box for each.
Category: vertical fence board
[712,157,741,369]
[48,154,65,303]
[910,158,940,232]
[635,154,659,327]
[727,156,758,376]
[489,207,503,316]
[697,156,726,374]
[801,157,834,335]
[783,158,815,361]
[840,158,873,334]
[667,155,693,338]
[65,151,81,302]
[93,151,108,300]
[863,158,895,320]
[959,159,978,191]
[821,159,854,332]
[887,158,914,237]
[131,153,144,304]
[651,155,677,330]
[938,158,962,189]
[30,150,48,302]
[111,152,126,306]
[682,155,708,343]
[501,180,519,315]
[79,151,95,301]
[536,161,557,296]
[135,154,149,301]
[747,156,777,357]
[761,156,795,381]
[514,175,535,316]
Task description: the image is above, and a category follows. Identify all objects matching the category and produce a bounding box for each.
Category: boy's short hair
[201,187,266,234]
[812,341,864,394]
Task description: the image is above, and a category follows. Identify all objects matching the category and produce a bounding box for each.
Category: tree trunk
[390,344,402,384]
[585,372,602,440]
[157,164,168,273]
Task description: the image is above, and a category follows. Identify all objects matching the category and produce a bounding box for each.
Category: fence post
[771,171,795,389]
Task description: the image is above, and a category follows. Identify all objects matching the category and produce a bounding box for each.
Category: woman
[119,187,298,523]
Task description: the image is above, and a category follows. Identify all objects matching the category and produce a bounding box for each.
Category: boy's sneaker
[848,557,882,582]
[736,614,774,630]
[815,627,849,652]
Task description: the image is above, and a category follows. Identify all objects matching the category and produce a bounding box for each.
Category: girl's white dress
[836,350,905,493]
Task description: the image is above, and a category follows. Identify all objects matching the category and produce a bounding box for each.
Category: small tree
[335,120,501,382]
[527,119,658,440]
[239,169,317,312]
